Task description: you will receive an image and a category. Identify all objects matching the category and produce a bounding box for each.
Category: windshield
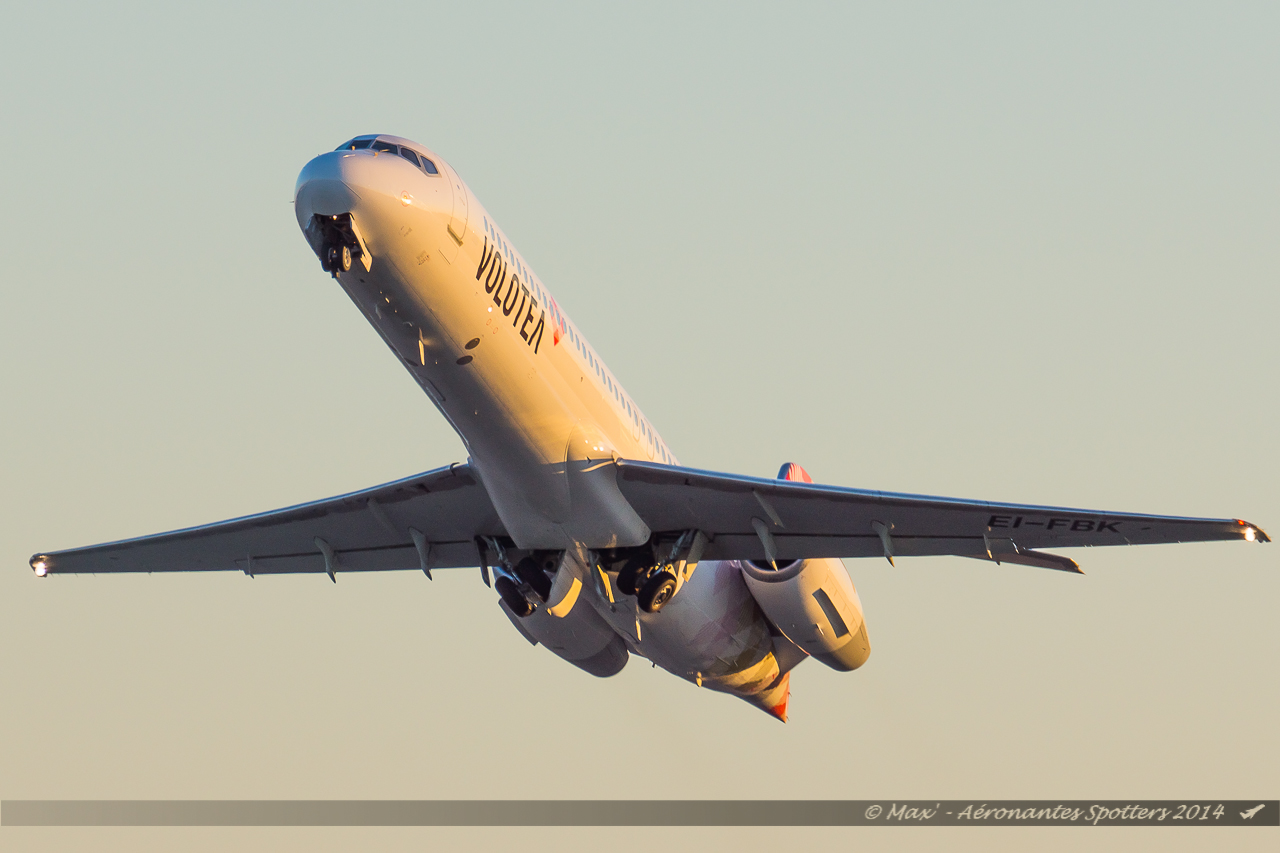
[334,137,440,176]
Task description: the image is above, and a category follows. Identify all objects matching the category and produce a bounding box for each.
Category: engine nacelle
[499,560,629,678]
[739,557,870,672]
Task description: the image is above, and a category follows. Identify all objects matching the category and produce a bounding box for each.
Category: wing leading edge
[30,459,1266,579]
[30,464,505,578]
[614,460,1268,571]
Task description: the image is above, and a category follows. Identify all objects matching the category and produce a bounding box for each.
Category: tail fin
[777,462,813,483]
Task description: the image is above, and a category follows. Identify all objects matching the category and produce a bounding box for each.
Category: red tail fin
[777,462,812,483]
[768,673,791,723]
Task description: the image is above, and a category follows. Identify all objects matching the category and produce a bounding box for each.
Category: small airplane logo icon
[1240,804,1264,820]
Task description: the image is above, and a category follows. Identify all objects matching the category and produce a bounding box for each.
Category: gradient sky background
[1,2,1276,851]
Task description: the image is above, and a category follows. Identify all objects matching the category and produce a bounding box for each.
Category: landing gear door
[441,161,469,261]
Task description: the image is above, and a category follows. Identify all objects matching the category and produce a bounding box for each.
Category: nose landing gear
[307,213,366,277]
[325,243,352,274]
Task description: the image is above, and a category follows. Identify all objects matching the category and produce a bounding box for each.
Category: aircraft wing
[30,464,504,578]
[615,461,1268,573]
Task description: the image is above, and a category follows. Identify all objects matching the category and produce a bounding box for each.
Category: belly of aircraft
[594,558,794,715]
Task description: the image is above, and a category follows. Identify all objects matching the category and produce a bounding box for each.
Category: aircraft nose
[294,152,363,228]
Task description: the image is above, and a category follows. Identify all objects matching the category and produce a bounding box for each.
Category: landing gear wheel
[637,570,677,613]
[514,557,552,602]
[496,576,533,617]
[617,565,641,596]
[325,244,352,274]
[616,553,651,596]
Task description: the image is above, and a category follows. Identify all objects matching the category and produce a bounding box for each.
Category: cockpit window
[342,137,440,175]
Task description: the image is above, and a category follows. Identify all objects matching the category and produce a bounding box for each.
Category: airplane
[29,134,1269,721]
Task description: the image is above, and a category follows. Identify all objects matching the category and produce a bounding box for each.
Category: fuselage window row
[476,215,648,454]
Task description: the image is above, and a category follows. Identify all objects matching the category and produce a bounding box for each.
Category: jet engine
[738,557,870,672]
[498,553,629,678]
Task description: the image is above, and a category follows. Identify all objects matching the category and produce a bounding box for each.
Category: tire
[514,557,552,602]
[496,576,533,617]
[616,565,641,596]
[637,570,677,613]
[616,552,651,596]
[338,243,352,272]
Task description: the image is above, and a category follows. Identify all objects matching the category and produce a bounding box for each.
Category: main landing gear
[496,576,532,617]
[610,551,679,614]
[637,570,677,612]
[493,551,559,618]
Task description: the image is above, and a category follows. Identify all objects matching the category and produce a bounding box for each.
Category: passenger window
[420,158,439,175]
[399,148,421,167]
[372,140,398,154]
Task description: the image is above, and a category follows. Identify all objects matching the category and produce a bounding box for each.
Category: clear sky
[1,2,1276,851]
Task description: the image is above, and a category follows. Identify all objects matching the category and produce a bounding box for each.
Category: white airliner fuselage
[29,134,1264,723]
[294,135,817,717]
[298,136,666,550]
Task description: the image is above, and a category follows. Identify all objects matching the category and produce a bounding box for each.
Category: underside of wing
[615,460,1268,571]
[31,464,504,577]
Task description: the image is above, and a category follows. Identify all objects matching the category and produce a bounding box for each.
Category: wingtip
[1236,520,1270,543]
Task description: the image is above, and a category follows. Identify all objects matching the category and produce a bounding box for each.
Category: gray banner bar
[3,800,1277,827]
